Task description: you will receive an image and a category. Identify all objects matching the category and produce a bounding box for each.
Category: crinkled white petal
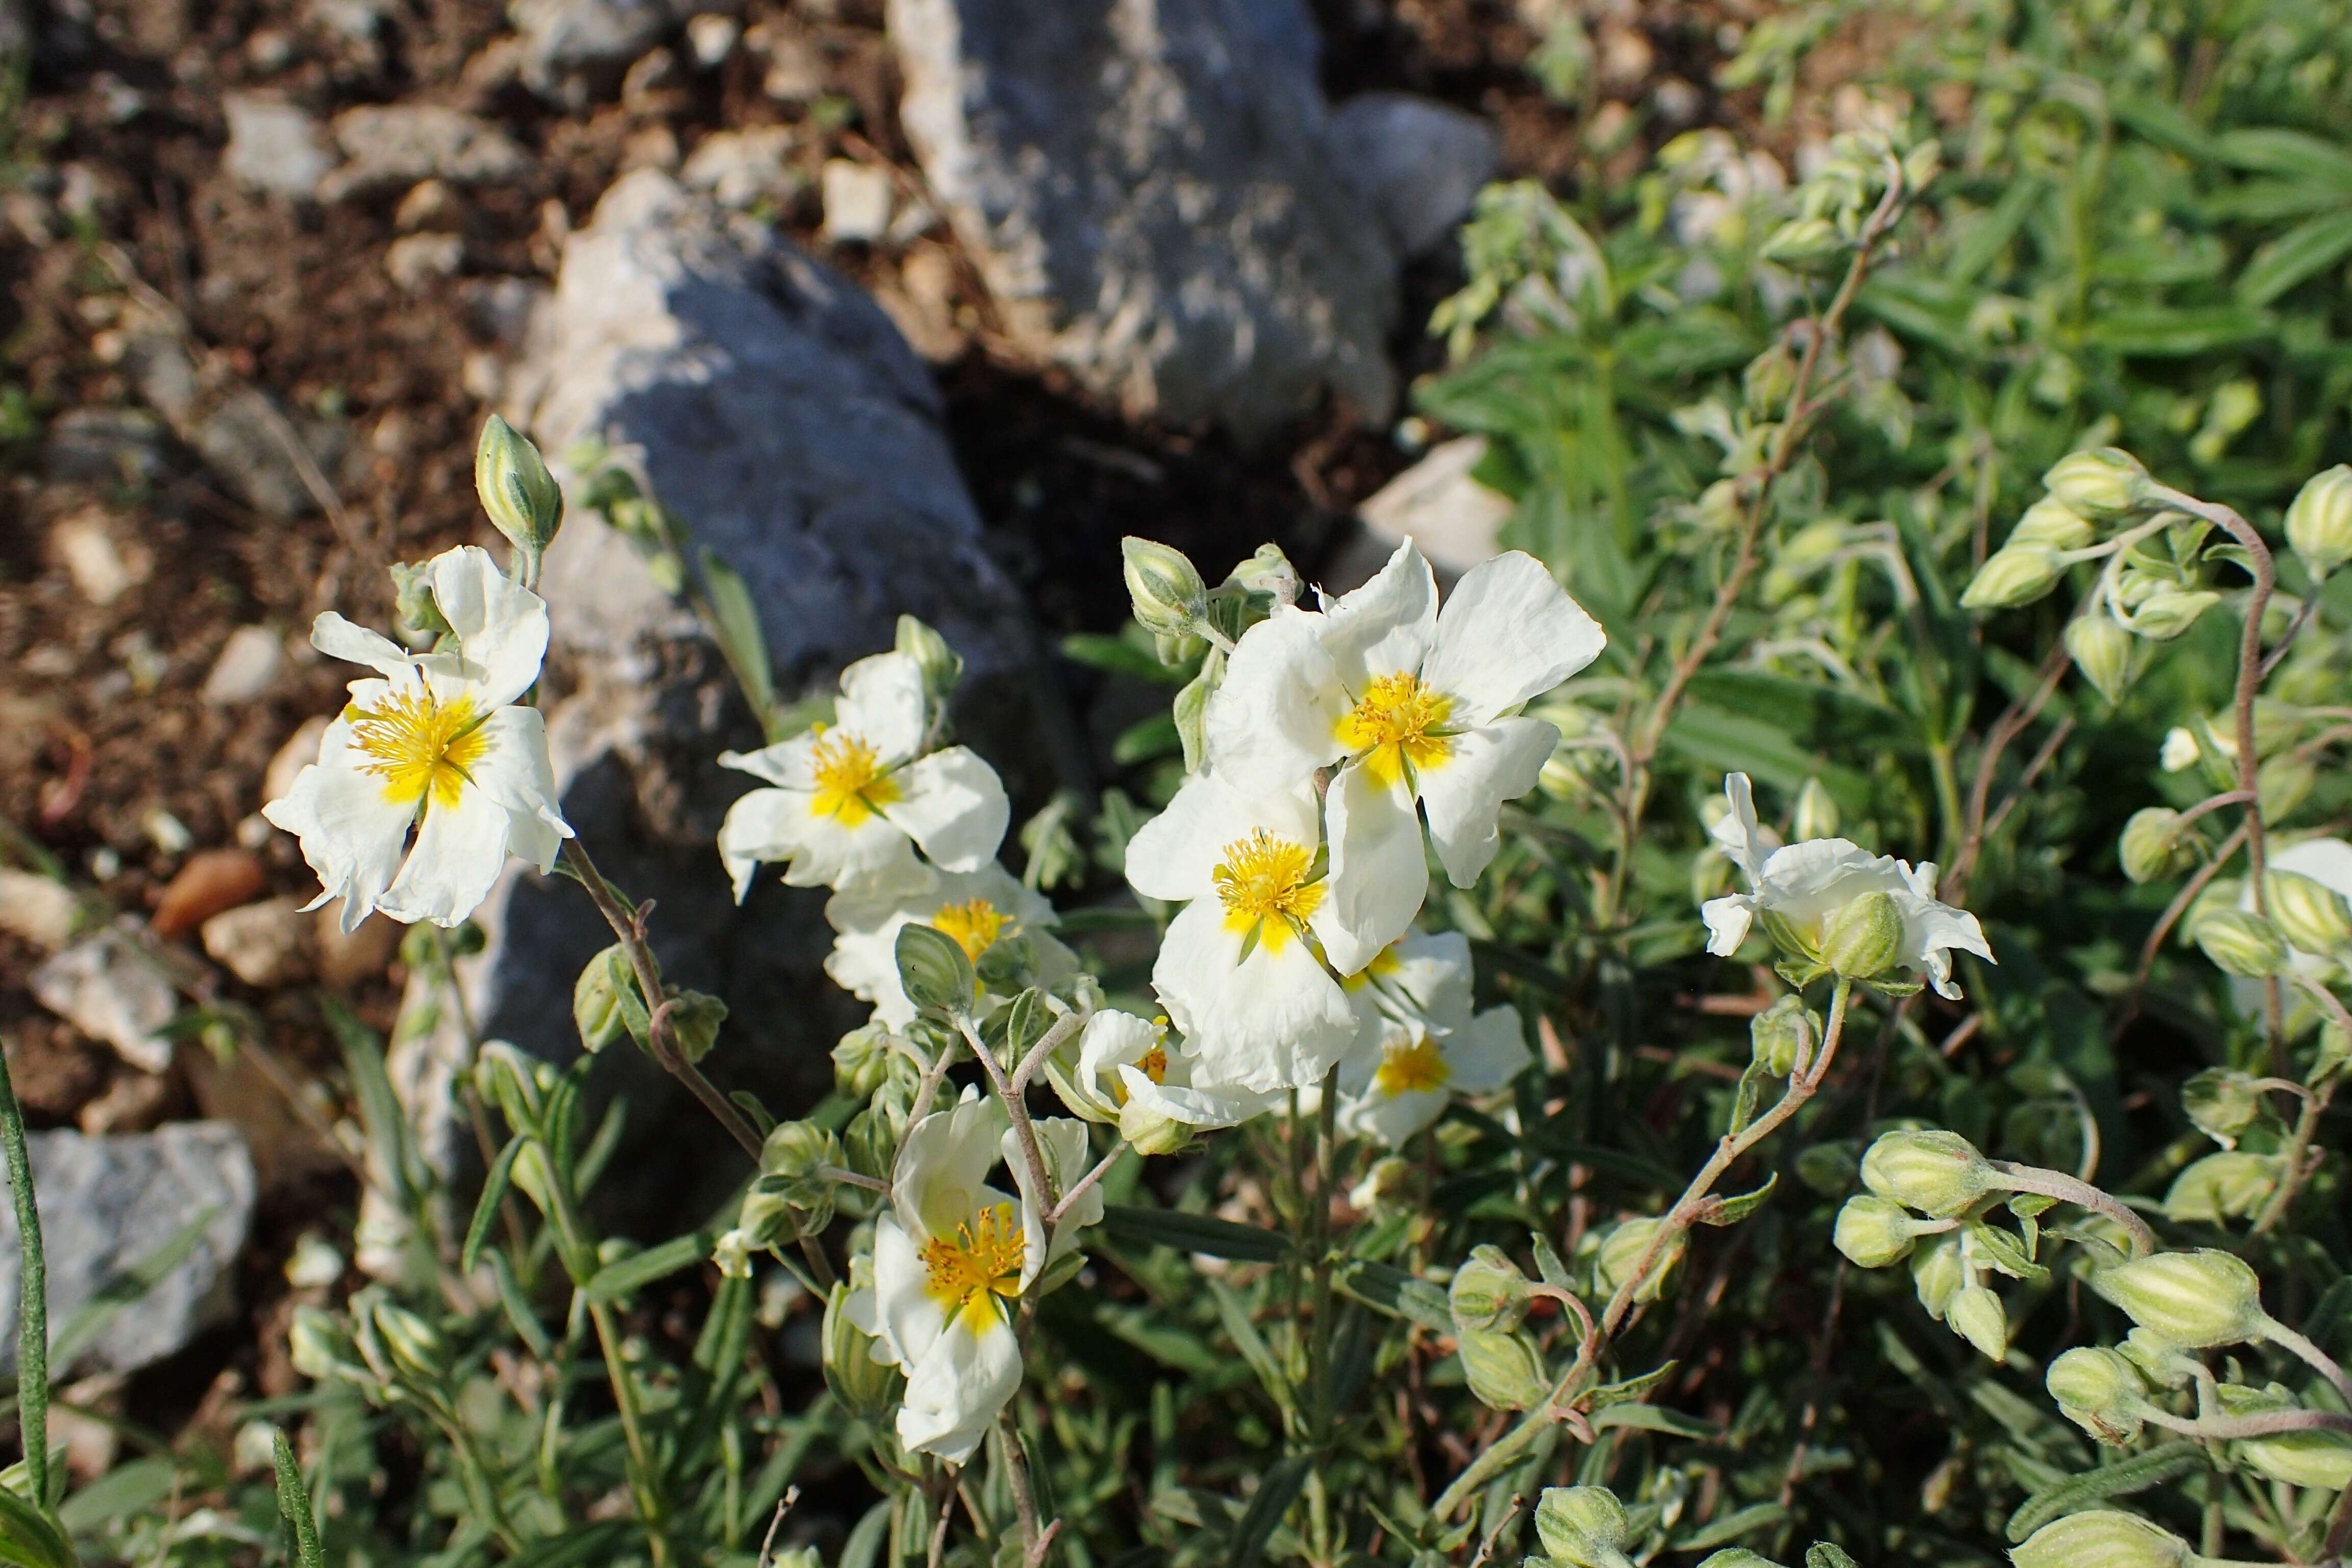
[1891,890,1994,999]
[1444,1006,1532,1093]
[309,612,421,679]
[869,1214,945,1371]
[895,1301,1021,1465]
[1419,551,1605,727]
[1749,838,1908,934]
[462,706,572,861]
[878,747,1009,873]
[424,545,549,708]
[837,651,932,766]
[1711,772,1769,889]
[1066,1010,1161,1122]
[260,716,415,932]
[1012,1117,1101,1287]
[716,784,915,896]
[1204,606,1350,794]
[1416,717,1557,888]
[1702,893,1757,957]
[1117,1067,1270,1129]
[718,733,821,791]
[1149,898,1357,1094]
[1339,1080,1452,1148]
[894,1094,1010,1244]
[376,782,515,928]
[1319,539,1438,694]
[1124,772,1320,904]
[1320,758,1428,977]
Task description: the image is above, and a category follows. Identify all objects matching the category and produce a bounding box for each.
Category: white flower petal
[1320,540,1439,694]
[1338,1081,1451,1148]
[425,545,550,708]
[880,747,1009,873]
[1205,607,1350,793]
[1124,772,1319,904]
[896,1304,1021,1464]
[717,785,917,896]
[1416,717,1557,888]
[719,733,821,791]
[1379,929,1477,1032]
[377,783,515,928]
[1319,758,1428,977]
[1152,899,1356,1094]
[460,707,571,855]
[261,718,416,930]
[1702,893,1756,957]
[1443,1006,1531,1093]
[894,1096,1010,1243]
[1118,1068,1269,1128]
[837,651,932,766]
[310,612,420,678]
[870,1214,947,1370]
[1420,551,1605,726]
[1711,773,1768,888]
[1068,1011,1160,1122]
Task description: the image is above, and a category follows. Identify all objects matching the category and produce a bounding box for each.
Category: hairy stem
[1983,1162,2158,1257]
[0,1039,48,1510]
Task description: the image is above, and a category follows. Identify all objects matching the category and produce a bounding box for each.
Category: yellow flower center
[1373,1035,1452,1096]
[1212,829,1324,952]
[1335,672,1454,787]
[1110,1044,1168,1108]
[347,690,489,811]
[920,1203,1025,1321]
[807,726,900,825]
[932,897,1009,962]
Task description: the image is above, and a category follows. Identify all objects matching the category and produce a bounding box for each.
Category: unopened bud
[2042,447,2151,523]
[1457,1327,1550,1411]
[1861,1129,1992,1218]
[388,560,453,643]
[822,1268,904,1422]
[2118,1327,2199,1390]
[1833,1194,1923,1268]
[665,989,727,1064]
[1761,215,1844,269]
[1119,1098,1198,1157]
[2066,613,2136,705]
[1791,778,1840,842]
[896,922,978,1016]
[1594,1217,1683,1303]
[1534,1486,1635,1568]
[2128,587,2219,642]
[1121,536,1209,636]
[2265,869,2352,955]
[2092,1247,2268,1349]
[2181,1068,2264,1144]
[831,1024,896,1097]
[2216,1382,2352,1491]
[1947,1283,2008,1360]
[2118,808,2192,885]
[572,945,636,1052]
[2009,498,2095,551]
[2286,464,2352,581]
[1448,1245,1532,1334]
[1959,544,2065,610]
[288,1304,369,1388]
[1225,543,1300,605]
[2161,1150,2277,1224]
[370,1297,446,1385]
[1910,1232,1966,1317]
[2258,754,2317,822]
[760,1120,844,1205]
[475,414,564,567]
[1821,891,1907,981]
[1749,995,1812,1077]
[894,614,964,703]
[2192,908,2289,979]
[2047,1346,2150,1445]
[2011,1511,2194,1568]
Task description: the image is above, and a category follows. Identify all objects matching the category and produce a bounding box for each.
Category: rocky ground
[0,0,1778,1457]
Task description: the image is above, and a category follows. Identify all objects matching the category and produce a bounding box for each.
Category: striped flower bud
[2092,1248,2268,1349]
[2042,447,2151,523]
[1860,1129,1993,1218]
[2286,464,2352,581]
[1535,1486,1636,1568]
[2010,1511,2193,1568]
[2046,1346,2150,1445]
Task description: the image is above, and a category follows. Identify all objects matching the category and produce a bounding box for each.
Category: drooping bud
[1749,996,1813,1077]
[895,614,964,705]
[1224,543,1300,606]
[2180,1068,2264,1145]
[474,413,564,571]
[2042,447,2151,523]
[1947,1283,2008,1360]
[2009,1511,2194,1568]
[1860,1129,1993,1218]
[1457,1327,1550,1411]
[2285,464,2352,581]
[1959,544,2065,610]
[831,1024,897,1097]
[2191,909,2289,979]
[2065,613,2136,705]
[388,560,453,643]
[2161,1150,2278,1224]
[2264,869,2352,955]
[2091,1248,2268,1349]
[572,944,638,1052]
[1909,1231,1966,1318]
[760,1120,843,1205]
[2008,497,2095,551]
[1820,891,1906,981]
[821,1262,905,1423]
[1592,1217,1684,1304]
[896,921,978,1016]
[1121,536,1209,636]
[2216,1382,2352,1491]
[1791,778,1840,842]
[1533,1486,1636,1568]
[2127,587,2219,642]
[2046,1346,2150,1445]
[1832,1194,1924,1268]
[665,989,728,1064]
[1448,1245,1533,1334]
[2117,808,2192,885]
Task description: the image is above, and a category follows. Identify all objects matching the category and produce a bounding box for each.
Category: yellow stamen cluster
[1335,672,1454,786]
[920,1204,1025,1317]
[1374,1035,1452,1096]
[348,690,489,811]
[1213,829,1324,951]
[1110,1043,1169,1108]
[807,726,900,824]
[933,897,1009,962]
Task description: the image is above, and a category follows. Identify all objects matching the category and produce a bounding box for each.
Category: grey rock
[44,407,169,486]
[1327,92,1500,259]
[200,895,312,987]
[513,0,734,103]
[888,0,1399,439]
[1327,434,1513,592]
[193,388,344,521]
[385,231,465,292]
[0,1124,256,1378]
[222,92,334,201]
[322,105,530,201]
[30,928,177,1073]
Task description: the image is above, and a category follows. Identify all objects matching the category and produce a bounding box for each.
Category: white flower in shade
[1046,1010,1273,1150]
[1204,541,1605,974]
[263,546,570,930]
[1336,1011,1530,1148]
[825,862,1076,1030]
[1700,773,1993,999]
[859,1092,1097,1464]
[1124,771,1358,1094]
[1340,927,1480,1042]
[717,651,1009,895]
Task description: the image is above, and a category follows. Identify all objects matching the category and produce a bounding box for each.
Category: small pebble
[201,624,285,705]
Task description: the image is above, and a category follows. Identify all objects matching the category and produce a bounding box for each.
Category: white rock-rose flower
[1124,771,1358,1094]
[1701,772,1993,999]
[718,650,1009,895]
[1204,540,1605,973]
[264,545,570,930]
[1047,1010,1272,1151]
[1336,1012,1529,1148]
[824,861,1075,1030]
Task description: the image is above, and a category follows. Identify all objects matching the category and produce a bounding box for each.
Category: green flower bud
[1820,891,1905,981]
[896,921,978,1016]
[761,1120,844,1202]
[2010,1511,2193,1568]
[572,944,638,1053]
[2092,1248,2268,1349]
[2192,909,2290,979]
[2264,869,2352,955]
[1593,1217,1683,1304]
[388,560,453,643]
[2066,613,2136,705]
[1761,215,1845,269]
[1959,544,2066,610]
[2118,808,2193,885]
[2257,753,2317,823]
[1750,996,1814,1077]
[2010,497,2095,551]
[1833,1194,1924,1268]
[2180,1068,2264,1145]
[2046,1346,2150,1445]
[2285,464,2352,581]
[1117,1097,1197,1157]
[2161,1151,2277,1225]
[831,1024,897,1097]
[2118,1327,2200,1390]
[2216,1382,2352,1491]
[1791,778,1840,842]
[822,1264,905,1423]
[1947,1283,2008,1360]
[1224,543,1300,605]
[2042,447,2151,523]
[369,1297,447,1386]
[894,614,964,704]
[2127,587,2220,642]
[1457,1327,1551,1411]
[475,413,564,567]
[665,989,727,1064]
[1449,1245,1533,1334]
[1909,1231,1966,1317]
[474,1041,550,1136]
[1533,1486,1635,1568]
[1121,536,1209,636]
[1696,1554,1785,1568]
[288,1304,371,1388]
[844,1081,913,1181]
[1860,1129,1993,1218]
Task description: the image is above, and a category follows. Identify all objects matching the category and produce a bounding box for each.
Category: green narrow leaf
[2236,209,2352,307]
[272,1430,325,1568]
[698,547,776,731]
[491,1251,555,1361]
[1676,1501,1786,1551]
[0,1486,71,1568]
[1806,1546,1864,1568]
[1207,1278,1294,1415]
[1100,1204,1293,1262]
[462,1138,524,1275]
[1586,1361,1678,1409]
[2004,1442,2203,1543]
[1229,1456,1311,1568]
[1589,1403,1715,1438]
[1334,1260,1451,1334]
[583,1232,712,1301]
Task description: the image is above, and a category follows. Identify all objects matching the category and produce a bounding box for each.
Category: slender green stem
[0,1039,47,1509]
[2257,1317,2352,1411]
